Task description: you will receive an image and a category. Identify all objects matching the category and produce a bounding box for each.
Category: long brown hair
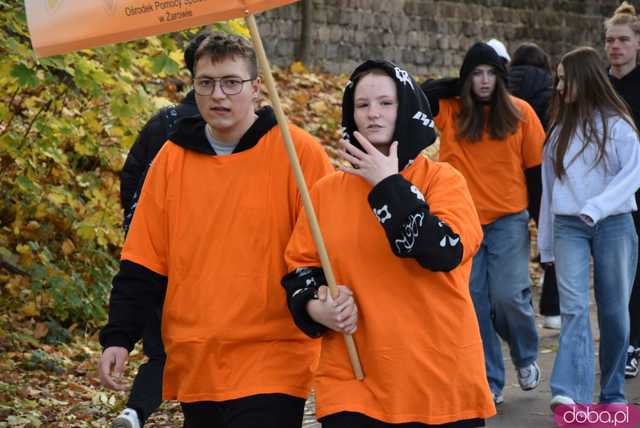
[455,70,521,142]
[547,47,638,178]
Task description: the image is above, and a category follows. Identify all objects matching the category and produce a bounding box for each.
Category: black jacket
[508,65,553,130]
[609,65,640,129]
[120,91,199,232]
[100,107,278,351]
[609,65,640,208]
[507,65,552,223]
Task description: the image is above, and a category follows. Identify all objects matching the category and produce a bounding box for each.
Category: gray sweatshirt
[538,114,640,262]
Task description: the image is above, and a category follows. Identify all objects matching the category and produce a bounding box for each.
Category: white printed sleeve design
[394,212,425,253]
[373,205,392,224]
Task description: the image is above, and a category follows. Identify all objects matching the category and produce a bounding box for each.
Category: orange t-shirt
[285,155,495,424]
[435,97,544,225]
[122,124,334,402]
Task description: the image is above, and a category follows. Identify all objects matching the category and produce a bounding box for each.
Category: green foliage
[0,3,247,328]
[21,350,65,374]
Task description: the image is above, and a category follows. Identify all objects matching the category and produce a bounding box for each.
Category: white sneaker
[625,345,640,378]
[550,395,575,412]
[543,315,561,330]
[517,361,541,391]
[112,408,141,428]
[492,392,504,405]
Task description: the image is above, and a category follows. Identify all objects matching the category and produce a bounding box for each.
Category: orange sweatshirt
[122,123,333,402]
[285,155,495,424]
[435,97,545,225]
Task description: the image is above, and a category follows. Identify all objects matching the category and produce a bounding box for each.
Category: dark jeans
[127,306,165,426]
[630,205,640,348]
[321,412,485,427]
[180,393,305,428]
[539,264,560,316]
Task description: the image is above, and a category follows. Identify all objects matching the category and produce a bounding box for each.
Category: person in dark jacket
[110,31,208,428]
[120,34,207,234]
[604,1,640,380]
[507,42,561,331]
[508,43,553,130]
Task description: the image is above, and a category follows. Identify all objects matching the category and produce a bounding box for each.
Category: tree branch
[0,259,29,277]
[19,99,52,146]
[0,88,21,137]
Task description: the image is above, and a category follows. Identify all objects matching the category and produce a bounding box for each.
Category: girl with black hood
[422,42,545,405]
[282,60,495,427]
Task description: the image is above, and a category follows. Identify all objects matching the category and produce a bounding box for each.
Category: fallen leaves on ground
[261,66,348,166]
[0,65,544,427]
[0,66,347,428]
[0,314,183,427]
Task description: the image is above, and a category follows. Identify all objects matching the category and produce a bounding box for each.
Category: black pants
[630,205,640,348]
[533,214,560,317]
[127,306,165,426]
[539,264,560,316]
[181,393,305,428]
[321,412,484,428]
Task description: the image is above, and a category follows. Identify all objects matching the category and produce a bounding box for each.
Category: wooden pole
[245,12,364,380]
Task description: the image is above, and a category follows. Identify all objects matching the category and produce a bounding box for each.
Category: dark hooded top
[341,60,437,171]
[609,64,640,129]
[508,65,553,130]
[609,65,640,214]
[459,42,507,83]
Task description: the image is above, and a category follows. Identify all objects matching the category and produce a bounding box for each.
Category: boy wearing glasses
[109,31,208,428]
[98,32,333,428]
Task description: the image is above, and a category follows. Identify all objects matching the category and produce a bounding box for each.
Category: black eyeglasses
[194,77,254,96]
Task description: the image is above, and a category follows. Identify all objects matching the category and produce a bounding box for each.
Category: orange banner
[26,0,298,58]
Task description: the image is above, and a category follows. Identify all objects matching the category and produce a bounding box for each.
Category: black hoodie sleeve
[420,77,461,117]
[120,111,168,232]
[121,112,166,212]
[368,174,463,272]
[281,267,327,338]
[120,93,200,234]
[525,165,542,224]
[99,260,167,352]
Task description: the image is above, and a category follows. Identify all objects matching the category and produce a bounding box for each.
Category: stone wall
[254,0,627,77]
